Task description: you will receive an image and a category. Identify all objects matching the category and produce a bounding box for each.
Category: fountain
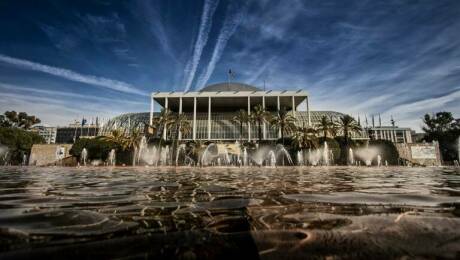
[276,144,293,166]
[55,146,65,165]
[108,149,116,166]
[200,143,233,166]
[348,148,354,165]
[81,148,88,166]
[175,144,187,166]
[297,151,303,166]
[243,147,248,166]
[355,147,379,167]
[160,145,170,166]
[0,144,9,166]
[377,155,382,167]
[132,146,138,166]
[323,142,329,166]
[222,146,231,165]
[308,148,321,166]
[268,150,276,167]
[137,136,148,164]
[22,153,27,166]
[2,151,8,166]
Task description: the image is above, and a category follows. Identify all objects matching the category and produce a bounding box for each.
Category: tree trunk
[258,121,262,142]
[240,123,243,143]
[173,125,179,166]
[345,127,349,165]
[281,123,285,145]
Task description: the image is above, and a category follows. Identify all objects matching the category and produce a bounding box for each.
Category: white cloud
[0,54,147,96]
[196,2,248,90]
[183,0,220,92]
[0,83,145,106]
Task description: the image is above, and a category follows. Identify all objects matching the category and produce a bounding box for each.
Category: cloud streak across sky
[195,2,248,90]
[0,54,146,96]
[183,0,219,92]
[0,1,459,129]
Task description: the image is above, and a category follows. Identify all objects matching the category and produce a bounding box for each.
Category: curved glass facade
[101,111,369,140]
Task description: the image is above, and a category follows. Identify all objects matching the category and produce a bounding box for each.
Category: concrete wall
[395,142,442,166]
[29,144,74,166]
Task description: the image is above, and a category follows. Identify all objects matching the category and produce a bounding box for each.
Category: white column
[208,96,211,140]
[292,96,296,119]
[262,96,266,140]
[306,96,311,126]
[402,130,406,143]
[163,97,168,140]
[277,96,281,138]
[178,97,183,140]
[248,96,251,141]
[149,95,154,126]
[193,97,197,140]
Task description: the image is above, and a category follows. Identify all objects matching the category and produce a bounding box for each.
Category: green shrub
[334,136,358,165]
[368,139,399,165]
[70,138,118,162]
[0,127,44,164]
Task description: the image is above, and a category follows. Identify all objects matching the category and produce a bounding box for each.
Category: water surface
[0,166,459,259]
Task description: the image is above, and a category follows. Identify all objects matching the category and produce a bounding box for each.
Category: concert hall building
[102,82,368,141]
[148,82,311,141]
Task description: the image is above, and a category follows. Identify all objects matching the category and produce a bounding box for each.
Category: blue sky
[0,0,459,130]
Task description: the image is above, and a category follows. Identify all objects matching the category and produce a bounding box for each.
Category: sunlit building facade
[101,83,369,141]
[149,83,311,141]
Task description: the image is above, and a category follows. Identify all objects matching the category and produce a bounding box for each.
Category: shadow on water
[0,166,459,259]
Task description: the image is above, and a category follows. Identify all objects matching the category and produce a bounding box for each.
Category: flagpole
[73,118,78,143]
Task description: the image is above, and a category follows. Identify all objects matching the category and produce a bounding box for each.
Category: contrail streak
[195,3,248,90]
[183,0,220,92]
[0,54,147,96]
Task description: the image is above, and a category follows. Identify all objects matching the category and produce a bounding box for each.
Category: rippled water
[0,166,459,259]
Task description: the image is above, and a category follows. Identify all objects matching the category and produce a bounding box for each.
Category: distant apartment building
[56,121,99,144]
[366,126,413,143]
[30,125,57,144]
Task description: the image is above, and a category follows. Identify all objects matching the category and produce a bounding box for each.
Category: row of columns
[150,95,311,141]
[372,129,412,144]
[379,129,407,143]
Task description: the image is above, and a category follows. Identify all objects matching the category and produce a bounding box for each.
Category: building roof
[200,82,261,92]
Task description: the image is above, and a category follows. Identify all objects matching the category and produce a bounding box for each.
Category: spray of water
[108,149,116,166]
[355,147,379,166]
[81,148,88,166]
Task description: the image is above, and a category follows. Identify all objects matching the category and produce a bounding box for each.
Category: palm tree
[170,113,191,162]
[329,116,340,138]
[292,125,318,150]
[155,108,174,140]
[270,107,296,144]
[337,115,362,164]
[338,115,362,144]
[99,129,128,150]
[124,129,144,165]
[250,104,271,142]
[232,109,249,143]
[317,115,337,139]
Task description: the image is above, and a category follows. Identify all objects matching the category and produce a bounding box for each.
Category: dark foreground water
[0,166,459,259]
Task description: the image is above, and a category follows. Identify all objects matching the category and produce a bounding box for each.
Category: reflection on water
[0,166,459,259]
